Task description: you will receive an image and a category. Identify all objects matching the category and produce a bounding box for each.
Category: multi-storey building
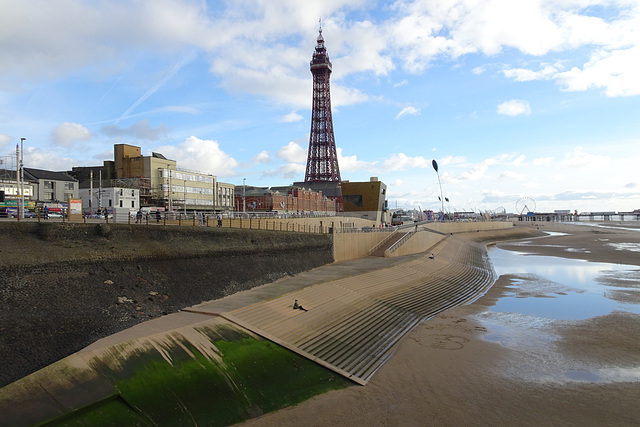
[74,144,235,213]
[24,168,78,204]
[0,166,35,214]
[234,185,337,215]
[78,187,140,214]
[341,177,388,224]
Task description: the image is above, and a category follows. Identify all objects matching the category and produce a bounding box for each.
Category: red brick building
[234,186,337,214]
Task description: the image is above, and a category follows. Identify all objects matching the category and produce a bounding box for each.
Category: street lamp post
[15,143,20,221]
[20,138,25,220]
[242,178,246,214]
[432,159,445,217]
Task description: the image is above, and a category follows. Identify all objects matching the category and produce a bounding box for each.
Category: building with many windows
[24,168,78,204]
[73,144,235,213]
[234,185,337,215]
[78,187,140,215]
[0,166,35,214]
[217,182,234,212]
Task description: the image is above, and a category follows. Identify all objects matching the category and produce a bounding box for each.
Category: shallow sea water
[476,237,640,384]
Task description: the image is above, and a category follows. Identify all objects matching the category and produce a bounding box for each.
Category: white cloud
[0,133,11,148]
[382,153,429,171]
[439,155,466,166]
[454,164,489,182]
[499,171,525,181]
[279,112,303,123]
[561,146,610,168]
[277,141,306,163]
[503,64,561,82]
[512,155,526,166]
[3,0,639,104]
[21,146,78,170]
[101,119,169,140]
[395,106,420,119]
[555,46,640,97]
[251,150,271,165]
[472,66,486,75]
[262,163,305,180]
[497,100,531,116]
[52,122,92,147]
[533,157,554,166]
[154,136,239,177]
[337,148,377,172]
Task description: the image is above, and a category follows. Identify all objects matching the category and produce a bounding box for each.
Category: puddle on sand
[488,247,640,319]
[475,246,640,384]
[608,242,640,252]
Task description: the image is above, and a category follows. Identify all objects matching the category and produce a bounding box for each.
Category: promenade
[85,233,496,385]
[0,227,518,426]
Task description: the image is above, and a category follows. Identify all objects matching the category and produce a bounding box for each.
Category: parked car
[47,212,63,218]
[12,210,36,218]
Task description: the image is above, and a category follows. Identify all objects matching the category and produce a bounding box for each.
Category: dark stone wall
[0,222,334,388]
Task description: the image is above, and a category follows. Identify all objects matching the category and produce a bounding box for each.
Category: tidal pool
[476,242,640,384]
[488,247,640,320]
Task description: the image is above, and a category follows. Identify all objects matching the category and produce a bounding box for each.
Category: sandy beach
[241,222,640,426]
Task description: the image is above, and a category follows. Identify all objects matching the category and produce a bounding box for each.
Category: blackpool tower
[304,26,341,183]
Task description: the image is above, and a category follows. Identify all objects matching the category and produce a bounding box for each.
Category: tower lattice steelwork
[304,27,341,183]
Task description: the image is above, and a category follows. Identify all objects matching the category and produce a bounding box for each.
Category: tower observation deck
[304,27,341,183]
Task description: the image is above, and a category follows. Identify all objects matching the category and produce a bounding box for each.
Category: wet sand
[242,222,640,426]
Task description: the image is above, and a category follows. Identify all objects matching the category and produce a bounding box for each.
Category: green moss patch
[47,324,352,426]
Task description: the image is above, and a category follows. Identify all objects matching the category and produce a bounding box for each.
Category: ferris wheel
[515,197,536,215]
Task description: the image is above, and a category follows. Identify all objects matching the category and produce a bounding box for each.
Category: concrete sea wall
[0,222,333,388]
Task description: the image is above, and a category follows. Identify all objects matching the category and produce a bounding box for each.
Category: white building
[79,187,140,215]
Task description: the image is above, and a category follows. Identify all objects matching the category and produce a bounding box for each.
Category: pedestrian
[136,209,143,223]
[156,210,161,223]
[217,214,222,227]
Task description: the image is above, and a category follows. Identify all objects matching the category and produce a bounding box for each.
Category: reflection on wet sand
[479,239,640,384]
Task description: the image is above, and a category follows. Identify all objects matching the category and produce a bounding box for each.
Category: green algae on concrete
[46,323,352,426]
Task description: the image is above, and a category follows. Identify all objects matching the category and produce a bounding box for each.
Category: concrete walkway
[86,234,496,385]
[83,251,426,352]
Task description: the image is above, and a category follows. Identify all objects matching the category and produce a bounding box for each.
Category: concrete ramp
[218,235,496,384]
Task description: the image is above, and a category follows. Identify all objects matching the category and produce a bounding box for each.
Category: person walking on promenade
[136,209,143,223]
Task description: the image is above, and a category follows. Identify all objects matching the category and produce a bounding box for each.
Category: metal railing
[387,229,416,254]
[367,229,400,255]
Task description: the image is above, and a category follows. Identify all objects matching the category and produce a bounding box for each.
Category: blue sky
[1,0,638,214]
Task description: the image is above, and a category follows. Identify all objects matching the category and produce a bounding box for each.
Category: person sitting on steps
[293,299,308,312]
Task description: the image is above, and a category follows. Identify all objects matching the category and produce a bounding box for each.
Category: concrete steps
[370,232,408,257]
[224,236,496,384]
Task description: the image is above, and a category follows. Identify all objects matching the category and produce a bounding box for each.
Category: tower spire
[304,25,341,183]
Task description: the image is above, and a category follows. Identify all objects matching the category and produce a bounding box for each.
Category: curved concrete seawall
[0,223,541,426]
[333,220,515,261]
[0,222,333,388]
